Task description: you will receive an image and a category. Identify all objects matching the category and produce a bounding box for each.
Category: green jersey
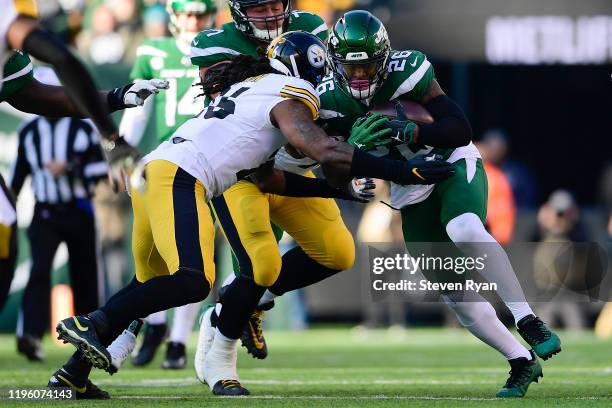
[318,49,480,208]
[190,11,329,68]
[0,51,33,103]
[130,37,202,143]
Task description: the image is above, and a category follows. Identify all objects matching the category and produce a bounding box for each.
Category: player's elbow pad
[419,95,472,148]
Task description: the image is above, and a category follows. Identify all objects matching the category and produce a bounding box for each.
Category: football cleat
[517,315,561,360]
[240,300,274,360]
[17,334,44,362]
[195,307,216,383]
[56,316,112,372]
[108,319,143,374]
[48,368,110,399]
[496,350,543,398]
[132,322,167,366]
[212,379,250,396]
[162,342,187,369]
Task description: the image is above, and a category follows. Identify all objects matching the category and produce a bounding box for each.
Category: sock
[445,213,535,324]
[170,302,201,344]
[269,247,341,296]
[62,351,92,381]
[205,328,239,385]
[217,276,266,339]
[146,311,167,325]
[101,268,210,333]
[443,290,531,360]
[258,290,277,306]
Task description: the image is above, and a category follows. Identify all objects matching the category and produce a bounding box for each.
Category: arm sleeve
[417,95,472,148]
[21,28,117,137]
[119,96,153,147]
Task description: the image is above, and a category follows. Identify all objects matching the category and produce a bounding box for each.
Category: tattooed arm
[271,100,354,186]
[270,100,456,187]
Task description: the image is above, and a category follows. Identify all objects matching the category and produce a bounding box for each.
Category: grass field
[0,327,610,407]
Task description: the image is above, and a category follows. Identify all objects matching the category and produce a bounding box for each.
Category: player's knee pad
[249,239,282,287]
[446,213,494,244]
[174,267,211,303]
[442,291,496,327]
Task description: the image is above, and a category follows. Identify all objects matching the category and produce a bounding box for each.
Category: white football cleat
[195,307,216,384]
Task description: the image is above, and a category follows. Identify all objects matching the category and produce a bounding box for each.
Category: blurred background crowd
[0,0,611,341]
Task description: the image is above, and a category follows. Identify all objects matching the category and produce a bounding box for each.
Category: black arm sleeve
[350,148,411,184]
[21,29,118,138]
[417,95,472,148]
[280,172,353,200]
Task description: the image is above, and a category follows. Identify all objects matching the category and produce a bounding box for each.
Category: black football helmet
[266,31,327,87]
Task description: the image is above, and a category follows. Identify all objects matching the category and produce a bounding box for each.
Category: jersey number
[165,77,201,128]
[203,87,250,120]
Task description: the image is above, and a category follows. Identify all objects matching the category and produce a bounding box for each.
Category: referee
[9,68,108,361]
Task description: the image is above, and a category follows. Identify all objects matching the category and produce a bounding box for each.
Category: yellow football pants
[210,174,355,287]
[130,160,215,286]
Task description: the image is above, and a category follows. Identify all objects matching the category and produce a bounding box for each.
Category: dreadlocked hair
[200,54,277,96]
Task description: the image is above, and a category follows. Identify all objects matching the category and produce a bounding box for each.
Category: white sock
[258,289,278,306]
[215,302,222,316]
[204,328,239,387]
[170,302,201,344]
[445,213,535,324]
[443,291,532,360]
[146,311,167,325]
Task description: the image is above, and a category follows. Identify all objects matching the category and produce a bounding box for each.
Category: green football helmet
[167,0,217,46]
[228,0,291,42]
[328,10,391,100]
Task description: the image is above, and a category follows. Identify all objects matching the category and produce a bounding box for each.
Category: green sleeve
[289,11,329,42]
[0,52,34,102]
[396,51,435,102]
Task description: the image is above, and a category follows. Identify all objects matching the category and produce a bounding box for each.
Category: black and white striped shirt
[9,116,108,204]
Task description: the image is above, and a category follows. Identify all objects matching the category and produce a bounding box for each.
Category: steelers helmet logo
[307,44,326,68]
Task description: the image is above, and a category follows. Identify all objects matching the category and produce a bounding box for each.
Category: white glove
[349,177,376,203]
[122,79,169,107]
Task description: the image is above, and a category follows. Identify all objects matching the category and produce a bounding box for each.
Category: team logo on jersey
[307,44,326,68]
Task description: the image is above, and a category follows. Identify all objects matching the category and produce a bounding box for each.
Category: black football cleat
[517,315,561,360]
[240,301,274,359]
[496,350,543,398]
[212,379,250,396]
[132,322,167,366]
[162,341,187,369]
[17,334,44,362]
[56,316,112,372]
[48,368,110,399]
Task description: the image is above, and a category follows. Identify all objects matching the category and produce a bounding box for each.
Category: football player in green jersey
[322,10,561,398]
[118,0,218,371]
[190,0,329,364]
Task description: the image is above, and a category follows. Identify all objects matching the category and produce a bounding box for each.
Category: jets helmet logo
[307,44,326,68]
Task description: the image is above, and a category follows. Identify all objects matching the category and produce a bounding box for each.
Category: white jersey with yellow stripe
[0,0,38,93]
[142,73,320,199]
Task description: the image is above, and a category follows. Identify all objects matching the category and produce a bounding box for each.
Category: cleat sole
[56,322,111,372]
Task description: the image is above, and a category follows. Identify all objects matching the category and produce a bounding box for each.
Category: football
[374,100,434,124]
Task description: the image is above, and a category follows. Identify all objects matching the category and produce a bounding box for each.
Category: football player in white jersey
[51,31,455,397]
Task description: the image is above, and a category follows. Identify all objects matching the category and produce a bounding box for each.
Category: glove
[101,137,141,192]
[346,177,376,203]
[403,154,455,185]
[347,113,392,151]
[382,101,418,146]
[107,79,170,110]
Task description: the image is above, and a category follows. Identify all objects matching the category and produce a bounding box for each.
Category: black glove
[402,154,455,185]
[341,177,377,203]
[101,137,141,192]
